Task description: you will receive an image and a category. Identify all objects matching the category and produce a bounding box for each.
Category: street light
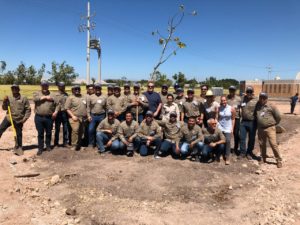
[90,38,101,83]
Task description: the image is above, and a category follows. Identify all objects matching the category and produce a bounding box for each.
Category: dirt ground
[0,100,300,225]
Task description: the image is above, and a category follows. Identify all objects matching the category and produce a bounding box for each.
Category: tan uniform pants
[69,118,85,147]
[257,125,282,162]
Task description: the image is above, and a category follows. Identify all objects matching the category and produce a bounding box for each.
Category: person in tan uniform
[199,84,208,102]
[95,109,121,153]
[227,85,241,154]
[83,84,94,146]
[54,82,70,148]
[107,86,126,121]
[182,89,201,123]
[0,84,31,155]
[161,94,180,121]
[118,111,140,157]
[159,84,169,105]
[255,92,282,168]
[65,85,88,151]
[87,83,107,148]
[107,84,114,97]
[126,83,148,123]
[137,111,162,156]
[33,81,60,155]
[174,88,185,121]
[200,90,219,128]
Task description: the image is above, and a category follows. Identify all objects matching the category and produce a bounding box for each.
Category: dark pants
[160,140,177,155]
[139,137,162,156]
[0,117,23,148]
[120,137,141,153]
[54,111,70,146]
[201,144,225,160]
[233,118,240,151]
[240,120,257,155]
[95,132,120,153]
[291,103,296,114]
[35,115,53,151]
[88,113,105,146]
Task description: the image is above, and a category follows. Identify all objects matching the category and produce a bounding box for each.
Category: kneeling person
[118,111,140,157]
[96,110,121,153]
[179,116,204,159]
[202,118,226,162]
[137,111,162,156]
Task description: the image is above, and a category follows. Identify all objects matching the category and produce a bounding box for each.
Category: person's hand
[175,145,180,154]
[52,112,57,120]
[115,112,120,117]
[189,143,194,149]
[131,102,138,106]
[106,140,112,147]
[104,129,112,134]
[72,115,78,121]
[124,140,130,146]
[128,137,133,143]
[88,116,92,122]
[147,136,154,142]
[209,142,217,148]
[153,112,159,118]
[47,96,54,101]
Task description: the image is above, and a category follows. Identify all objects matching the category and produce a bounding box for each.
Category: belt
[36,114,52,117]
[92,112,105,116]
[242,119,253,122]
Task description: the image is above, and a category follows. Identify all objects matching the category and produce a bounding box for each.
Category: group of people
[0,80,283,167]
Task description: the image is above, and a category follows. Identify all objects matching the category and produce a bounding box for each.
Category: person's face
[108,113,114,120]
[134,87,140,95]
[187,92,194,100]
[201,86,208,95]
[124,87,130,95]
[95,87,101,95]
[220,97,227,107]
[206,96,213,103]
[161,86,168,94]
[74,87,81,95]
[11,87,20,95]
[229,89,236,96]
[114,88,120,96]
[41,84,49,92]
[188,118,196,127]
[170,114,177,122]
[108,88,114,96]
[208,120,217,130]
[146,115,153,123]
[259,96,268,105]
[167,96,173,104]
[147,83,155,93]
[87,87,94,95]
[246,90,253,97]
[125,113,133,122]
[58,85,65,92]
[177,91,183,97]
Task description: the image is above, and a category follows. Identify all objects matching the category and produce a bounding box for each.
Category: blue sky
[1,0,300,81]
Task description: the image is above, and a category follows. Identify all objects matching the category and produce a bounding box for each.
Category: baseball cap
[57,81,65,87]
[41,80,49,86]
[107,109,115,115]
[229,85,236,90]
[145,111,154,117]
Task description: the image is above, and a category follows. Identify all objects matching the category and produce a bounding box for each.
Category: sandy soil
[0,101,300,225]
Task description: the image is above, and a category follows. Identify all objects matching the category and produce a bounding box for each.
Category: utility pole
[97,38,101,83]
[266,65,272,80]
[79,1,96,85]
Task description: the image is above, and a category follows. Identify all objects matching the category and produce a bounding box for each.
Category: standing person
[118,111,140,157]
[107,86,126,121]
[83,84,95,146]
[87,83,107,148]
[255,92,282,168]
[123,83,133,106]
[33,81,59,155]
[218,96,235,165]
[174,87,186,121]
[107,84,114,97]
[239,86,258,159]
[182,89,201,124]
[65,85,88,151]
[157,111,183,159]
[290,93,299,114]
[137,111,162,156]
[143,81,162,120]
[159,84,169,105]
[95,109,121,154]
[200,90,219,128]
[86,84,95,96]
[0,84,31,155]
[179,116,204,160]
[173,83,180,96]
[161,94,180,121]
[201,118,226,162]
[199,84,208,102]
[127,83,148,123]
[227,85,241,154]
[54,82,70,148]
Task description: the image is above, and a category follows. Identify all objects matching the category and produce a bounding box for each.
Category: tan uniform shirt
[255,102,281,129]
[118,120,139,143]
[159,120,184,144]
[180,124,204,144]
[96,118,120,141]
[33,91,60,116]
[161,103,180,121]
[54,91,68,111]
[87,93,107,117]
[174,96,186,113]
[2,95,31,123]
[183,98,201,117]
[107,95,126,114]
[128,94,149,114]
[159,93,168,105]
[241,96,258,121]
[227,95,241,119]
[65,94,87,118]
[138,120,162,139]
[202,127,226,143]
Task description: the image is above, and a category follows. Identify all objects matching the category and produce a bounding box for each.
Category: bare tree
[150,5,197,80]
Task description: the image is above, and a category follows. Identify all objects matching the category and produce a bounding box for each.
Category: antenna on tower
[266,65,272,80]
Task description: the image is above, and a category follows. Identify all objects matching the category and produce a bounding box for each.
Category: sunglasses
[74,88,80,91]
[148,86,154,88]
[201,88,207,91]
[246,91,253,94]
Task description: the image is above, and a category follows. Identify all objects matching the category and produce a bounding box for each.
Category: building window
[269,84,272,93]
[279,84,281,93]
[283,84,286,93]
[288,84,291,93]
[274,84,277,93]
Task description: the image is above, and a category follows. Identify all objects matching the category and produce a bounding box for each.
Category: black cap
[173,83,180,89]
[11,83,19,88]
[108,84,114,89]
[133,83,140,88]
[246,86,254,92]
[259,92,268,98]
[107,109,115,115]
[41,80,49,86]
[176,87,184,93]
[229,85,236,90]
[72,85,80,89]
[114,85,121,90]
[162,84,169,88]
[57,81,65,87]
[145,111,153,117]
[124,83,130,88]
[94,83,102,88]
[187,88,194,94]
